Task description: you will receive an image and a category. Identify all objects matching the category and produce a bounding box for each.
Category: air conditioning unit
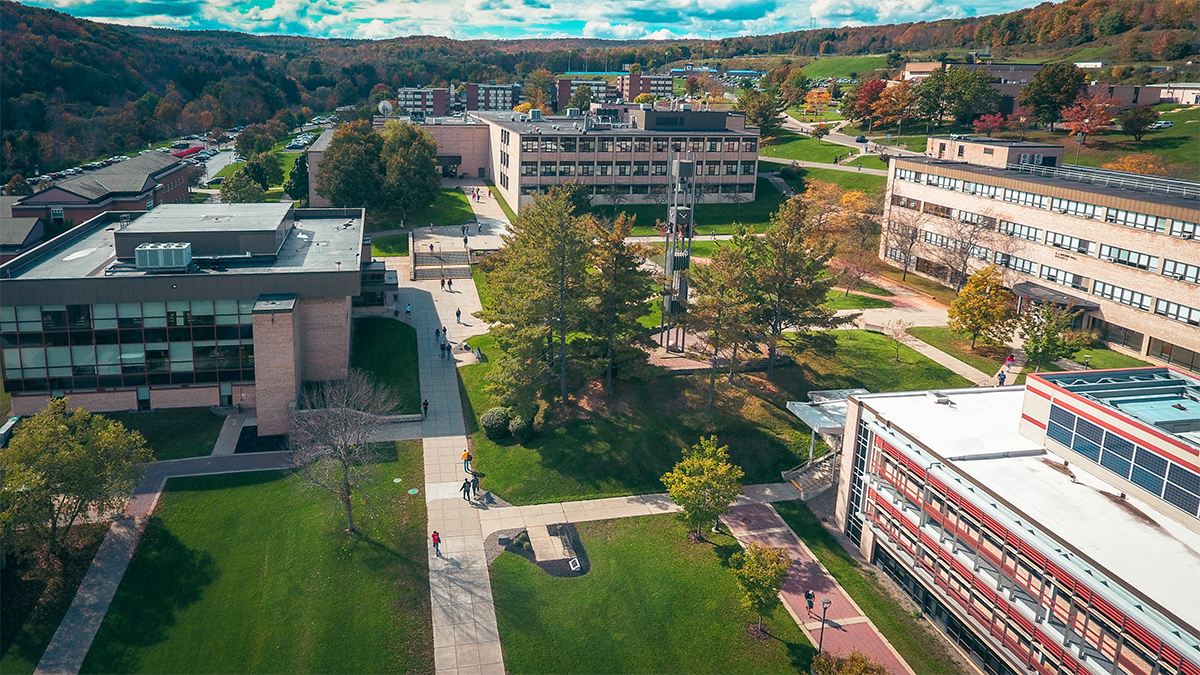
[134,242,192,271]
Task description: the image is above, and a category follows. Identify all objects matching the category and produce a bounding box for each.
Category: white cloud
[582,21,650,39]
[85,13,198,29]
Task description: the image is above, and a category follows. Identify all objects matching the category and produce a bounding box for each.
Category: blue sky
[27,0,1047,41]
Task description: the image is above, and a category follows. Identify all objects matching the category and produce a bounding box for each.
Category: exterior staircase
[411,249,472,281]
[782,451,839,500]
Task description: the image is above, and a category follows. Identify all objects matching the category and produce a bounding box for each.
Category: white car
[1149,121,1174,129]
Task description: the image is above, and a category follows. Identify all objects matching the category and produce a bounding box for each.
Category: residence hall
[881,136,1200,372]
[835,369,1200,675]
[11,153,189,229]
[0,203,397,436]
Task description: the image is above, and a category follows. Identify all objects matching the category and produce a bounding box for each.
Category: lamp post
[818,597,832,654]
[1084,355,1092,370]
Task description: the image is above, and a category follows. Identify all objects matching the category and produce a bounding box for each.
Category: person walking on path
[463,450,472,473]
[456,308,462,324]
[463,236,469,249]
[435,327,440,341]
[460,478,472,501]
[422,399,429,418]
[429,243,434,252]
[471,475,480,498]
[431,531,441,556]
[405,303,411,319]
[447,278,453,292]
[805,589,815,616]
[440,278,445,291]
[1005,354,1015,371]
[997,371,1007,386]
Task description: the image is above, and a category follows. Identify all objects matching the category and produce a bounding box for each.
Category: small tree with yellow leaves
[661,436,744,539]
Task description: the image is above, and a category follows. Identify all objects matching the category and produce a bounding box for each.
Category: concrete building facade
[881,136,1200,372]
[392,88,449,117]
[835,371,1200,675]
[0,203,395,435]
[556,79,615,109]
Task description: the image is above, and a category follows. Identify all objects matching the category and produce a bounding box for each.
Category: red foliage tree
[972,113,1005,136]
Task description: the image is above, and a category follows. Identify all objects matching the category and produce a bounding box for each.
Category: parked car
[1149,121,1174,129]
[854,135,868,143]
[206,177,225,186]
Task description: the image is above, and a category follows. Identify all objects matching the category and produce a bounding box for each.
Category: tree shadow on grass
[79,518,219,674]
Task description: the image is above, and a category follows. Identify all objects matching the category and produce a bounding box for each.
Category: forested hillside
[2,0,1197,181]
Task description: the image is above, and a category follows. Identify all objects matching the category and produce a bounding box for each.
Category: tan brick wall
[150,386,218,409]
[12,390,138,416]
[234,384,256,410]
[298,296,350,382]
[253,309,300,436]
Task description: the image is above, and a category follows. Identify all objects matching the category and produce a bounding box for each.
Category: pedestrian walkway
[721,502,916,675]
[759,155,889,176]
[210,413,245,456]
[34,452,291,675]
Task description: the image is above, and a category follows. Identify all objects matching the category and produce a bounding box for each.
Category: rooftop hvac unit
[530,109,543,121]
[134,242,192,271]
[566,108,581,117]
[680,103,692,111]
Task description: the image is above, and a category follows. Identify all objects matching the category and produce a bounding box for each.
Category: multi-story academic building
[465,83,522,111]
[392,88,449,117]
[0,203,396,435]
[881,136,1200,371]
[555,79,615,109]
[836,369,1200,675]
[615,72,674,101]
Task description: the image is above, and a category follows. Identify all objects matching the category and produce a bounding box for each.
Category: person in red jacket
[431,531,441,557]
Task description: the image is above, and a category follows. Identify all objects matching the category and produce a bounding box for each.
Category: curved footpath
[36,181,1005,675]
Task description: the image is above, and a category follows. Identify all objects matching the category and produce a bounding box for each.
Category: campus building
[1,196,45,263]
[835,369,1200,675]
[556,79,615,109]
[0,203,396,435]
[465,83,522,111]
[615,72,674,101]
[881,136,1200,371]
[392,88,449,117]
[12,153,190,230]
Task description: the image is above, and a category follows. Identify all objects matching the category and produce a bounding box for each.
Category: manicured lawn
[686,240,727,259]
[485,180,518,223]
[351,317,421,414]
[1,524,110,675]
[877,135,928,153]
[104,408,225,461]
[214,161,243,179]
[844,155,888,171]
[778,167,886,194]
[908,326,1007,376]
[370,233,409,257]
[823,290,893,310]
[801,56,887,78]
[875,265,958,307]
[365,189,474,233]
[1069,347,1150,370]
[460,327,971,505]
[760,131,860,164]
[80,441,431,674]
[492,515,811,674]
[600,179,786,237]
[213,152,291,188]
[785,109,845,123]
[774,501,962,675]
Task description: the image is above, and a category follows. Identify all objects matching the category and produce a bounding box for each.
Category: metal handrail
[1006,162,1200,200]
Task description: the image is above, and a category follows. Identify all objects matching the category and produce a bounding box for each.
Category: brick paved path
[721,502,916,675]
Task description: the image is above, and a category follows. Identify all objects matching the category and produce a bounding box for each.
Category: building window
[1050,197,1100,219]
[521,162,537,176]
[706,138,720,152]
[1099,245,1158,271]
[740,161,755,175]
[891,195,921,210]
[615,137,632,152]
[146,199,155,210]
[632,162,649,176]
[922,203,953,219]
[895,168,922,183]
[634,139,649,153]
[689,139,703,152]
[1092,281,1152,311]
[1045,231,1096,256]
[741,139,757,153]
[925,174,962,191]
[561,138,577,153]
[998,220,1040,242]
[651,162,668,176]
[540,162,557,176]
[598,163,613,176]
[961,181,1002,199]
[1106,209,1166,233]
[521,139,538,153]
[598,138,614,152]
[1002,188,1048,209]
[560,163,575,176]
[579,138,596,153]
[540,139,558,153]
[1162,259,1200,284]
[671,138,684,152]
[1039,265,1090,292]
[616,162,631,176]
[994,253,1037,275]
[1154,299,1200,326]
[1170,220,1198,239]
[579,163,595,176]
[725,138,739,152]
[653,139,668,152]
[704,161,719,176]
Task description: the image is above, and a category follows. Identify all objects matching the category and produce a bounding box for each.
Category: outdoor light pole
[1084,355,1092,370]
[818,597,832,654]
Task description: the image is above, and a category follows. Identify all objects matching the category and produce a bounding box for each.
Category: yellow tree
[730,542,792,631]
[661,436,744,538]
[1102,154,1168,176]
[948,265,1016,349]
[805,89,832,116]
[871,80,915,128]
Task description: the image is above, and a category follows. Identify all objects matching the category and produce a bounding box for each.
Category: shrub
[481,406,511,440]
[508,414,532,443]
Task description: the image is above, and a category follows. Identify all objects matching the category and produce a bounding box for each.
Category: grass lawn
[686,240,727,259]
[214,161,243,179]
[493,515,811,674]
[759,131,859,164]
[844,155,888,171]
[351,317,421,414]
[774,501,962,675]
[601,179,785,237]
[877,135,928,153]
[780,167,886,195]
[1069,347,1150,370]
[80,441,431,674]
[823,290,894,310]
[485,180,518,223]
[212,152,291,188]
[460,327,971,505]
[370,233,409,257]
[104,408,225,461]
[1,523,111,675]
[908,326,1007,377]
[801,56,888,78]
[874,266,958,307]
[365,189,474,233]
[785,109,845,123]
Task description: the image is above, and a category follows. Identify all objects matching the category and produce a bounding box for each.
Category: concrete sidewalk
[722,502,917,675]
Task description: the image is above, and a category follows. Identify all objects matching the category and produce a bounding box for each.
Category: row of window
[894,168,1198,240]
[2,301,255,334]
[519,160,756,178]
[518,182,755,196]
[518,136,758,154]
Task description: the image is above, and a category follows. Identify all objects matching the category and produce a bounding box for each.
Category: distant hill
[2,0,1196,180]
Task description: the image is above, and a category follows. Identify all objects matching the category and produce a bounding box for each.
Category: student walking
[434,327,440,340]
[405,303,411,319]
[463,236,469,249]
[422,399,429,418]
[471,475,480,498]
[805,590,815,615]
[462,450,472,473]
[997,371,1007,386]
[460,478,472,501]
[431,531,441,556]
[456,308,462,324]
[447,278,453,291]
[1005,354,1015,371]
[440,278,446,291]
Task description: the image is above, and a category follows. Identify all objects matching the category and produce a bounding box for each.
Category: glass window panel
[2,349,20,370]
[120,346,145,363]
[72,346,96,365]
[1076,418,1103,443]
[1,307,15,323]
[1130,467,1164,495]
[216,314,238,325]
[167,301,190,314]
[1047,421,1073,446]
[1167,464,1200,494]
[1073,437,1101,462]
[1163,483,1200,515]
[46,347,70,367]
[1099,452,1131,479]
[96,345,121,365]
[20,348,45,368]
[1102,434,1134,459]
[144,315,167,328]
[117,303,142,318]
[238,299,256,314]
[142,302,166,318]
[16,306,41,322]
[92,304,116,319]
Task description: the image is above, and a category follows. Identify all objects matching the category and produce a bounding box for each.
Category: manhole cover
[408,488,420,495]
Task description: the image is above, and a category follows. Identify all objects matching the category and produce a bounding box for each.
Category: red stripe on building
[1022,412,1047,429]
[1048,388,1200,467]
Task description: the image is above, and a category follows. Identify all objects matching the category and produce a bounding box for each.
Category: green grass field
[597,179,786,236]
[351,317,421,414]
[823,290,894,310]
[776,166,887,194]
[80,441,431,674]
[800,56,888,79]
[759,131,863,164]
[786,109,845,123]
[213,152,292,188]
[1,524,110,674]
[844,155,888,171]
[365,189,474,233]
[459,327,970,505]
[370,233,409,257]
[1069,347,1150,370]
[103,408,225,461]
[485,180,518,223]
[774,502,961,675]
[493,515,811,674]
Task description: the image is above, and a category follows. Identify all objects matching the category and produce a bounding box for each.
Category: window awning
[1012,281,1100,311]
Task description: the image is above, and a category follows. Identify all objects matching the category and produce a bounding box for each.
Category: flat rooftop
[1038,368,1200,448]
[858,386,1200,640]
[121,203,291,233]
[928,135,1060,149]
[897,155,1200,207]
[470,110,757,136]
[4,206,362,280]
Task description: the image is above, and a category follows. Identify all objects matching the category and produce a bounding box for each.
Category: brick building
[12,153,190,230]
[881,136,1200,371]
[616,72,674,101]
[0,203,396,435]
[465,83,522,111]
[556,79,614,110]
[391,88,449,117]
[836,370,1200,675]
[0,196,45,263]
